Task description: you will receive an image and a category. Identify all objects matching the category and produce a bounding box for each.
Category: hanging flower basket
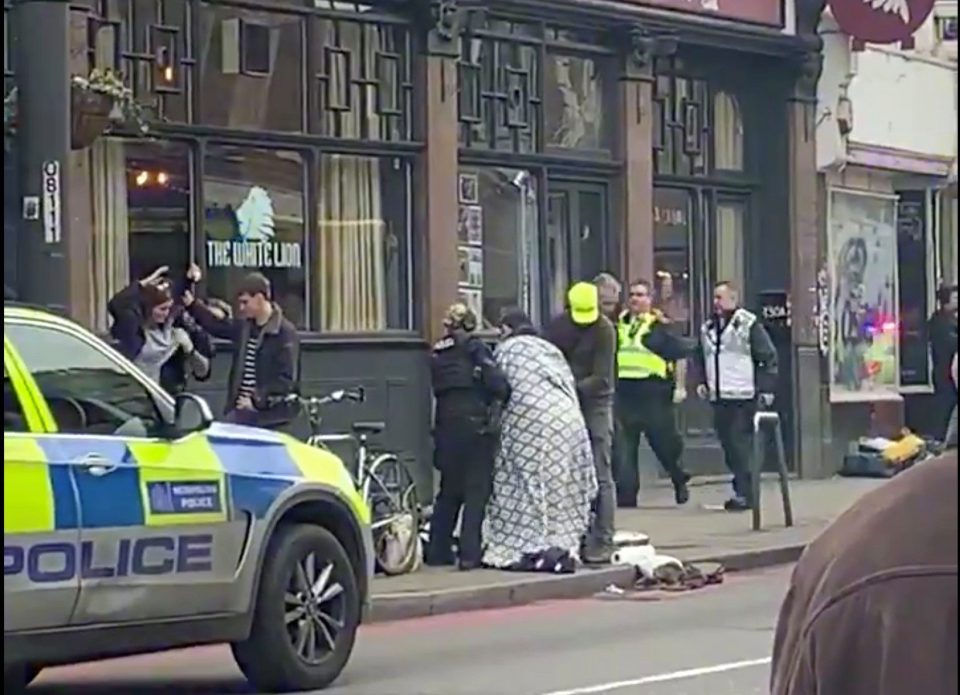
[70,86,114,150]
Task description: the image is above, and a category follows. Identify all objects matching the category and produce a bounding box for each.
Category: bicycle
[274,388,422,576]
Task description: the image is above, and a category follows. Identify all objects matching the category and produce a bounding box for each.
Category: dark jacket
[189,300,299,428]
[929,309,958,393]
[431,331,510,429]
[770,445,958,695]
[694,308,779,397]
[107,281,214,395]
[544,313,616,409]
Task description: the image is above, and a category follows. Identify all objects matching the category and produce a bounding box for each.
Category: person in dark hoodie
[428,302,510,570]
[183,271,299,430]
[770,354,957,695]
[107,264,212,395]
[928,284,958,440]
[544,282,617,564]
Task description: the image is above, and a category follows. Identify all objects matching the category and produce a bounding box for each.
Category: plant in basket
[4,69,151,151]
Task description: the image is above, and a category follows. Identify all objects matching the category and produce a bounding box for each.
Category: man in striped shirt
[185,272,299,429]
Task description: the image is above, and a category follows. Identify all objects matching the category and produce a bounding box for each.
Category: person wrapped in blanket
[107,264,213,395]
[482,307,598,574]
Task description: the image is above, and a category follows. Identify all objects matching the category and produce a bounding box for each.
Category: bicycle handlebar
[268,387,365,410]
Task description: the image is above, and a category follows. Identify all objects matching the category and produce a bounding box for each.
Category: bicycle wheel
[366,454,421,576]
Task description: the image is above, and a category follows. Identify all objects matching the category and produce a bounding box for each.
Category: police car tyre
[4,663,41,691]
[231,523,360,693]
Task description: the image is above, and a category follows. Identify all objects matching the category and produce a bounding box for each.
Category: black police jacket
[431,331,510,427]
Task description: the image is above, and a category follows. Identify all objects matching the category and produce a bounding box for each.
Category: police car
[3,304,373,692]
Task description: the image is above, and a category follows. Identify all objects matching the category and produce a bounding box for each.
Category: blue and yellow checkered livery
[4,424,368,536]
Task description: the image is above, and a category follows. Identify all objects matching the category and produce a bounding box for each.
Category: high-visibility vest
[617,312,669,380]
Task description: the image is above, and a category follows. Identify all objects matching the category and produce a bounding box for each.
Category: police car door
[4,319,245,625]
[4,342,81,631]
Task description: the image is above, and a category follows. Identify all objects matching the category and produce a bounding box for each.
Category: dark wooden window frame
[72,0,423,338]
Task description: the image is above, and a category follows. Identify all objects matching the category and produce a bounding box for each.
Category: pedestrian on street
[694,281,778,511]
[183,271,300,429]
[482,308,597,573]
[928,284,958,440]
[614,279,693,507]
[108,264,213,395]
[427,303,510,571]
[545,282,617,564]
[593,272,623,322]
[770,355,958,695]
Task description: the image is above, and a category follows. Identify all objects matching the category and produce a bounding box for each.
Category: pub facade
[4,0,830,490]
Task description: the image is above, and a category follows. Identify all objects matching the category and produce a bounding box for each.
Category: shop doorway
[545,180,609,317]
[650,185,754,474]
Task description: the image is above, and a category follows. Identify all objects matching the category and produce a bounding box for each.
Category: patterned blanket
[482,335,597,568]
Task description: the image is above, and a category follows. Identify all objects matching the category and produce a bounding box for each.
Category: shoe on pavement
[723,496,751,512]
[672,474,691,505]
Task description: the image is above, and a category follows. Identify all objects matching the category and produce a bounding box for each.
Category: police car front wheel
[232,523,360,692]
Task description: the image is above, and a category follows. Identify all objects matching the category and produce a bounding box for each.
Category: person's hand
[182,289,195,307]
[760,392,775,408]
[236,394,255,411]
[696,384,709,400]
[172,327,194,354]
[139,266,169,287]
[673,387,687,404]
[186,263,202,283]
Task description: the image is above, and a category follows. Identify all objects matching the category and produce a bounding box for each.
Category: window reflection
[198,4,304,132]
[545,53,607,150]
[653,188,692,333]
[203,145,306,327]
[314,155,410,332]
[457,167,539,328]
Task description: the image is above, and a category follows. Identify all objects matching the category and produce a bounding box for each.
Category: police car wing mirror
[173,393,213,435]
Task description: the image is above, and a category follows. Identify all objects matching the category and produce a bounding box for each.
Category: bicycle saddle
[352,421,385,435]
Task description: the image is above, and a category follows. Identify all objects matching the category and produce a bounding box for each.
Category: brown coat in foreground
[770,443,958,695]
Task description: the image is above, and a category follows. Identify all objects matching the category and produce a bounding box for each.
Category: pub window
[713,90,744,172]
[203,145,307,328]
[544,27,611,152]
[653,71,709,177]
[653,187,693,333]
[314,155,412,332]
[457,166,540,329]
[197,3,305,132]
[82,0,192,124]
[87,138,192,332]
[309,13,413,142]
[458,20,542,153]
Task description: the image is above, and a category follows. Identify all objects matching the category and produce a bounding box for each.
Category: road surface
[32,564,791,695]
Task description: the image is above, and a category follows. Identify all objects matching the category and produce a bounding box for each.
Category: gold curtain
[313,19,387,331]
[88,138,130,333]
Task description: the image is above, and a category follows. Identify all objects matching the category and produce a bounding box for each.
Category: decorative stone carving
[627,25,679,71]
[410,0,485,55]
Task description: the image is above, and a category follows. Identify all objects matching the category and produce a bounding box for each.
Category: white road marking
[538,657,772,695]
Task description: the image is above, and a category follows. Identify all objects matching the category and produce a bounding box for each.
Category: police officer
[695,281,778,511]
[614,279,693,507]
[428,303,510,570]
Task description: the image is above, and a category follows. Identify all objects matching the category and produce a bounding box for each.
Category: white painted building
[816,2,957,422]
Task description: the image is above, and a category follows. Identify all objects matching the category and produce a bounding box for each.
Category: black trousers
[428,422,495,565]
[712,399,756,501]
[614,395,686,504]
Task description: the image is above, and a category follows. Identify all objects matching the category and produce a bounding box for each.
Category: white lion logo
[235,186,275,242]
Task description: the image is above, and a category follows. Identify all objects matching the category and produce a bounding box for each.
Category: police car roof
[4,302,78,328]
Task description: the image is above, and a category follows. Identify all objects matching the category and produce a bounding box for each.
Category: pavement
[372,476,884,622]
[33,564,792,694]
